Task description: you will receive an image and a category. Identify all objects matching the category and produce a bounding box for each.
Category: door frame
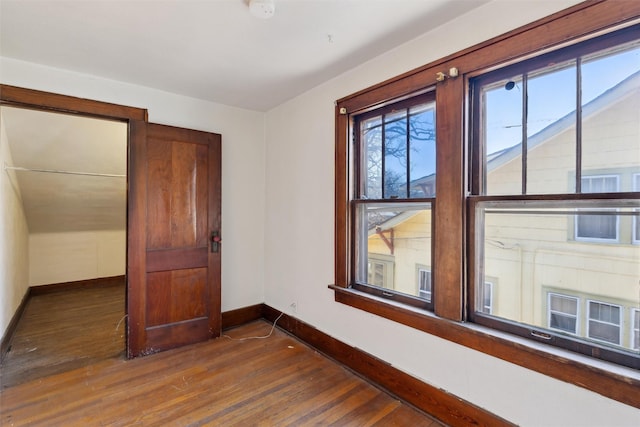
[0,84,148,358]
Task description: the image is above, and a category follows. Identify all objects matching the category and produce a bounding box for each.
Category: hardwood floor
[0,279,125,389]
[0,285,443,426]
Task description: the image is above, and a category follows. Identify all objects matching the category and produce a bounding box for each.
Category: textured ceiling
[0,0,488,111]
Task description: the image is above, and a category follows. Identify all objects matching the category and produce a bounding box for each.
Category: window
[633,309,640,351]
[547,293,579,335]
[352,94,436,309]
[367,255,394,289]
[417,267,432,302]
[481,282,494,314]
[470,25,640,368]
[587,301,622,345]
[335,1,640,406]
[576,175,619,241]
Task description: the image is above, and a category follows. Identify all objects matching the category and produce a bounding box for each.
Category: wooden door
[127,121,221,357]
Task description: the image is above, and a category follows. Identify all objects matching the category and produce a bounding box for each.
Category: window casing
[334,1,640,407]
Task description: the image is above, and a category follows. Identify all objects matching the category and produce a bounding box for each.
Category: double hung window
[469,26,640,368]
[352,93,436,309]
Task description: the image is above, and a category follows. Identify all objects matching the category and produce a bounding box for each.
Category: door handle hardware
[211,231,221,253]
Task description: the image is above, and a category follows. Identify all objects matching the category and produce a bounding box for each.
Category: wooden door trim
[0,84,147,121]
[1,85,148,359]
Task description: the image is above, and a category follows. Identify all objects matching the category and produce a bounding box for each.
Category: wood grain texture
[262,304,514,427]
[0,278,125,389]
[0,84,147,121]
[0,319,442,427]
[129,122,222,357]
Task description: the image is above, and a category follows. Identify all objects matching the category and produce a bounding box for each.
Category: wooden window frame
[332,0,640,408]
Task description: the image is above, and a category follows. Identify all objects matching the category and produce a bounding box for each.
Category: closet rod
[3,164,125,178]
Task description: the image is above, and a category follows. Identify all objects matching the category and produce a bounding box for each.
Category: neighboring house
[367,70,640,352]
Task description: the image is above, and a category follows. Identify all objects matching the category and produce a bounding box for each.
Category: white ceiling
[0,0,488,111]
[1,106,127,233]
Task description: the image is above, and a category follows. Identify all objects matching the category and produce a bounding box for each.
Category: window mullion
[405,108,411,198]
[576,57,583,193]
[381,114,386,199]
[521,73,528,195]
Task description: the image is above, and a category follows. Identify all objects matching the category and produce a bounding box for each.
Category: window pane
[356,202,432,299]
[582,42,640,182]
[475,201,640,353]
[526,62,577,194]
[483,76,523,195]
[362,117,383,199]
[384,111,408,198]
[588,301,621,344]
[409,102,436,197]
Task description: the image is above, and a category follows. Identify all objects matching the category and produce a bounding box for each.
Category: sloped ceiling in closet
[1,106,127,233]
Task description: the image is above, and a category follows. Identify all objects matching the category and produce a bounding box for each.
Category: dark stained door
[127,122,221,357]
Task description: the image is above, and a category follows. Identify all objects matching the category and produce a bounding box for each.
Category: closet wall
[29,231,125,286]
[0,110,29,340]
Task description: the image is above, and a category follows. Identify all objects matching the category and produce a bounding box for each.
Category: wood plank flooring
[0,284,443,426]
[1,280,126,389]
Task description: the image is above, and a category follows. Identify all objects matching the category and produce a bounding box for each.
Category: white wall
[28,230,125,286]
[0,57,266,311]
[0,110,30,339]
[264,1,639,426]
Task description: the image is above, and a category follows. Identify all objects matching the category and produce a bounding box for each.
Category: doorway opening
[0,105,127,387]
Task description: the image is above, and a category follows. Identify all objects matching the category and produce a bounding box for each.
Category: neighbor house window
[633,309,640,351]
[352,93,436,309]
[417,268,432,302]
[470,25,639,368]
[576,175,619,241]
[587,301,622,345]
[548,293,579,335]
[481,282,494,314]
[367,255,394,289]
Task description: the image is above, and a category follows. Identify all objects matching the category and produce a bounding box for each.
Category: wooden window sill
[329,285,640,409]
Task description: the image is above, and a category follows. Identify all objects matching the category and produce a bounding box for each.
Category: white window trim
[586,299,622,346]
[547,292,579,335]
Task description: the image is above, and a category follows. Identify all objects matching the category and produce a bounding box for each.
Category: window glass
[548,293,579,334]
[359,99,436,200]
[526,61,577,195]
[475,201,639,354]
[582,43,640,176]
[355,202,432,300]
[588,301,621,345]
